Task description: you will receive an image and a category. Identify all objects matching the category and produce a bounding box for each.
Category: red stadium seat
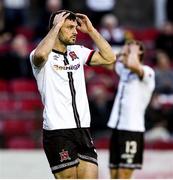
[0,80,10,100]
[6,137,36,149]
[0,44,11,53]
[0,100,16,114]
[3,119,36,137]
[0,120,4,133]
[15,26,35,41]
[9,78,40,101]
[9,78,38,92]
[145,140,173,150]
[13,99,43,120]
[0,98,43,121]
[127,28,159,42]
[14,99,43,110]
[0,80,8,91]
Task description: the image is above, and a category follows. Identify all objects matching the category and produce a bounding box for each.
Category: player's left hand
[76,13,94,33]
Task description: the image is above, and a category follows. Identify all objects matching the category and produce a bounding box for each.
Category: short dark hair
[126,40,145,62]
[49,10,77,30]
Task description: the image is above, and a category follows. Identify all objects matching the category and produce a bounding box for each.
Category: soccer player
[29,10,115,179]
[106,40,155,179]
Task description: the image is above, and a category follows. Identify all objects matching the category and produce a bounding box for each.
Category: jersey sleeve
[29,49,41,77]
[77,45,95,65]
[142,65,155,90]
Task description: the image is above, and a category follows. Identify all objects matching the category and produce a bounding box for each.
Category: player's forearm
[126,53,144,77]
[88,28,115,63]
[33,25,61,66]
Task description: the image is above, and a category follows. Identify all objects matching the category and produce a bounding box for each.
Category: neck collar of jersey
[52,49,67,55]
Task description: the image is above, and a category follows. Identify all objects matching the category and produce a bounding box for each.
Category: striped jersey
[30,45,94,130]
[107,61,155,132]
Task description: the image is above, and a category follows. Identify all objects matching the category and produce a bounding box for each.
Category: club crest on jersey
[69,51,79,61]
[59,149,71,162]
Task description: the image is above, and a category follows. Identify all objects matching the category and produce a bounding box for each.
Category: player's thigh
[77,159,98,179]
[118,168,134,179]
[54,166,77,179]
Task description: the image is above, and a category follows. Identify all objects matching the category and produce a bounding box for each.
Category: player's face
[58,19,78,45]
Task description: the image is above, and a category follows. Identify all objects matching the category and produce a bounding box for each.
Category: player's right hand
[53,12,70,28]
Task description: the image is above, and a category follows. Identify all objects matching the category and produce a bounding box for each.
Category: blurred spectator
[84,0,116,27]
[0,34,33,79]
[89,84,113,136]
[34,0,63,41]
[155,21,173,59]
[86,66,118,100]
[154,51,173,94]
[0,1,5,34]
[3,0,30,34]
[85,66,117,137]
[166,0,173,23]
[145,119,171,142]
[0,1,12,45]
[99,13,135,54]
[149,51,173,133]
[99,13,127,52]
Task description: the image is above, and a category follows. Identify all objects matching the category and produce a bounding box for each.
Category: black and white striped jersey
[30,45,95,130]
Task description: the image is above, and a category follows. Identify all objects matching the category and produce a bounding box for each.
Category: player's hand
[76,13,94,33]
[125,44,141,68]
[53,12,70,29]
[129,43,141,55]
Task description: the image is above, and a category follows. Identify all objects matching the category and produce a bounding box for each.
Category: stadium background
[0,0,173,178]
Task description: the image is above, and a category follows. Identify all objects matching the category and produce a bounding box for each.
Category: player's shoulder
[143,65,155,75]
[29,49,36,62]
[30,49,35,56]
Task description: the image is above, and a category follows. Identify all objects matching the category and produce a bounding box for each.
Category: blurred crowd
[0,0,173,148]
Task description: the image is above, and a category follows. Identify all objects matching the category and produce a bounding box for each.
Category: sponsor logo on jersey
[54,63,80,71]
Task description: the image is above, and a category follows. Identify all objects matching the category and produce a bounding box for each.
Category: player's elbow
[34,49,47,60]
[33,50,47,67]
[106,53,116,64]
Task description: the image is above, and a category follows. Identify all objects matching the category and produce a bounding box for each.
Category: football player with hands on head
[106,40,155,179]
[30,10,115,179]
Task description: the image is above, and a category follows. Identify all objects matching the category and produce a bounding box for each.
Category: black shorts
[43,128,98,173]
[109,129,144,169]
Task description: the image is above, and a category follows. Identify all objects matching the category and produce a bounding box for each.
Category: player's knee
[118,168,134,179]
[110,169,118,179]
[54,172,77,179]
[53,167,77,179]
